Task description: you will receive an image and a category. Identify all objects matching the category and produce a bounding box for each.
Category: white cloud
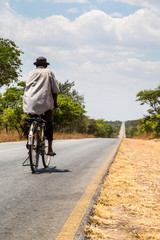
[1,3,160,55]
[29,0,36,1]
[66,7,79,13]
[114,0,160,11]
[110,12,122,18]
[0,0,160,120]
[53,0,88,3]
[0,0,11,11]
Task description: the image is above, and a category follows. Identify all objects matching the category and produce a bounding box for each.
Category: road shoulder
[85,138,160,240]
[56,140,122,240]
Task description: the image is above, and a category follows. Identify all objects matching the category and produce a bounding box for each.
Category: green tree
[136,86,160,137]
[87,119,98,135]
[76,115,89,134]
[0,38,23,87]
[136,86,160,116]
[2,108,26,138]
[57,80,84,104]
[94,119,114,138]
[0,82,26,138]
[107,121,122,137]
[125,119,143,138]
[53,95,86,132]
[0,93,4,114]
[53,80,86,133]
[2,81,25,109]
[0,114,3,128]
[141,116,160,137]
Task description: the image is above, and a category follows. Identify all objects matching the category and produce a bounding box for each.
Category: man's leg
[42,110,56,156]
[48,139,56,156]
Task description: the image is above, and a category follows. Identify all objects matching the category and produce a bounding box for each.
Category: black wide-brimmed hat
[33,56,50,66]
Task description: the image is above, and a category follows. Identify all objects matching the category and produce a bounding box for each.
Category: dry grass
[0,129,23,142]
[54,132,95,140]
[0,129,95,142]
[86,138,160,240]
[131,133,158,141]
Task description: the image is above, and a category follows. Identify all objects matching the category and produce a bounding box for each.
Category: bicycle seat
[25,117,46,123]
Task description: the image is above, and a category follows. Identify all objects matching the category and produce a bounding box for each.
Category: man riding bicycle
[23,56,59,156]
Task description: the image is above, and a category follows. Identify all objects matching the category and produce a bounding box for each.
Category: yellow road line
[56,142,121,240]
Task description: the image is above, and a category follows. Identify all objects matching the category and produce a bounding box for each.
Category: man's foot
[47,151,56,156]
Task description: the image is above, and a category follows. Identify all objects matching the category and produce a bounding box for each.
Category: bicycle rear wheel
[29,125,39,173]
[41,129,51,168]
[42,151,51,168]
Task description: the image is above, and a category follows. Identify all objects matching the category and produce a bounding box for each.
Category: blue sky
[1,0,160,121]
[10,0,140,20]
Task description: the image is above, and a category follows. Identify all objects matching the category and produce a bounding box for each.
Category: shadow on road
[35,166,71,174]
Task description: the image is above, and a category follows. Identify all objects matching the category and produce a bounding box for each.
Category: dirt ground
[85,138,160,240]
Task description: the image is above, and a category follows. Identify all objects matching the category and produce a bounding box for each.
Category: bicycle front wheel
[42,153,51,168]
[42,139,51,168]
[29,125,39,173]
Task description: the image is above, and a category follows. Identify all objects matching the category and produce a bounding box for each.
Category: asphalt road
[0,137,122,240]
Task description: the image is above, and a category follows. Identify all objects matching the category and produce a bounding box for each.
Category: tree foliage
[94,119,114,138]
[2,82,25,109]
[0,38,23,87]
[136,86,160,116]
[126,85,160,138]
[125,119,143,138]
[53,94,86,132]
[3,108,26,137]
[136,85,160,137]
[0,78,121,139]
[125,117,160,138]
[0,82,26,138]
[57,80,84,104]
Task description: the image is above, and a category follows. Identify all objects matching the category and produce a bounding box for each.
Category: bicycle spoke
[29,124,39,173]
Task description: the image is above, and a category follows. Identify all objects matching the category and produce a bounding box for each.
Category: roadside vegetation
[125,85,160,139]
[85,139,160,240]
[0,38,121,142]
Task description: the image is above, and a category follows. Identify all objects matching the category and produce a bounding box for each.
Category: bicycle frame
[23,116,51,173]
[28,121,36,145]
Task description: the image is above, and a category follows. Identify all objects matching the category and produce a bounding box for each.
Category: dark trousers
[41,109,53,141]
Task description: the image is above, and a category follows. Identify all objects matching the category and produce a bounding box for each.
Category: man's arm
[53,93,59,108]
[49,72,59,108]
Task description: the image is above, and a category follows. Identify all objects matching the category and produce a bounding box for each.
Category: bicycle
[23,115,51,173]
